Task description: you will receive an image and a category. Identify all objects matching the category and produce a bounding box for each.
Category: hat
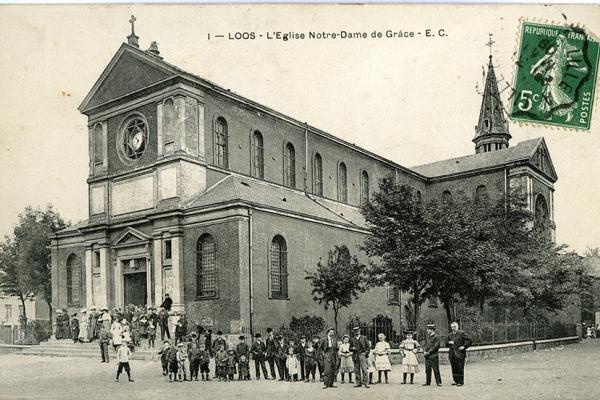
[377,333,386,340]
[216,330,223,335]
[266,327,273,333]
[100,307,108,311]
[72,313,78,317]
[426,323,436,330]
[255,333,262,338]
[352,326,360,331]
[56,309,63,314]
[404,330,415,336]
[342,334,350,340]
[326,327,335,333]
[177,343,184,347]
[238,335,245,340]
[163,340,171,345]
[80,308,87,313]
[300,335,306,339]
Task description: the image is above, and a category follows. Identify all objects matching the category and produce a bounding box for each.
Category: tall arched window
[93,124,103,166]
[196,234,218,298]
[66,254,82,306]
[284,143,296,188]
[163,98,176,154]
[360,170,369,204]
[313,153,323,196]
[338,162,348,203]
[270,235,288,299]
[475,185,488,206]
[442,190,452,204]
[534,194,550,233]
[252,130,264,178]
[215,117,229,169]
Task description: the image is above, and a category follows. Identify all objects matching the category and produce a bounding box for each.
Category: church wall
[182,218,242,333]
[249,210,405,333]
[426,170,506,203]
[53,243,86,315]
[106,102,159,176]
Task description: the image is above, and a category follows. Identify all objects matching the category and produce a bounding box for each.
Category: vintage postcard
[0,3,599,400]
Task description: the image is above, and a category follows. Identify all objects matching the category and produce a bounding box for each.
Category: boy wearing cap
[250,333,269,380]
[422,323,442,387]
[115,343,134,382]
[158,340,171,376]
[99,326,111,363]
[198,343,211,381]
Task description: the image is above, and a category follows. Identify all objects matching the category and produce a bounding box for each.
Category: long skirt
[400,351,420,374]
[339,355,354,373]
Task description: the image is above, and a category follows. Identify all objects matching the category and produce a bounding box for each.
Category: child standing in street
[367,341,377,385]
[167,343,179,382]
[227,349,238,381]
[189,342,201,381]
[285,347,299,382]
[147,322,156,349]
[216,345,229,381]
[177,342,190,381]
[198,343,211,381]
[338,334,354,384]
[399,331,421,384]
[158,340,171,376]
[304,340,317,382]
[374,333,392,384]
[115,343,134,382]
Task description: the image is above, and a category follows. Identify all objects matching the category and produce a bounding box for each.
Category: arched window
[313,153,323,196]
[284,143,296,188]
[66,254,82,306]
[163,98,176,154]
[475,185,488,206]
[93,124,103,166]
[252,130,264,178]
[215,117,229,169]
[416,190,422,204]
[360,170,369,204]
[196,234,218,298]
[270,235,288,299]
[534,194,550,234]
[442,190,452,204]
[338,162,348,203]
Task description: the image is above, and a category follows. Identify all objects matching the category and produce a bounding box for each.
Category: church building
[51,23,557,334]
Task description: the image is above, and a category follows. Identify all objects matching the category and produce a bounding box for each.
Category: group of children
[154,329,424,385]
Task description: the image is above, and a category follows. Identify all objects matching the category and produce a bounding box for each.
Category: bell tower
[473,34,511,154]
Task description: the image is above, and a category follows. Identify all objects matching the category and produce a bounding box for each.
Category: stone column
[98,244,110,309]
[170,232,184,313]
[50,239,59,339]
[146,255,153,307]
[84,246,93,307]
[175,95,186,153]
[157,101,164,157]
[114,259,123,309]
[153,234,163,307]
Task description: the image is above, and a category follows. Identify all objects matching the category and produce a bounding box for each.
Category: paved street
[1,340,599,400]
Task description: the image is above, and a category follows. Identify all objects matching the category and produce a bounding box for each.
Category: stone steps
[18,339,160,361]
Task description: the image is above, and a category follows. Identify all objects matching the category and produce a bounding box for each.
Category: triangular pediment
[79,44,178,114]
[527,138,558,182]
[113,227,152,246]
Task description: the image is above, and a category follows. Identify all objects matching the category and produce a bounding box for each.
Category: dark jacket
[236,342,250,358]
[319,335,339,354]
[446,329,472,359]
[160,297,173,311]
[422,333,441,359]
[265,335,277,358]
[212,337,228,354]
[349,334,370,361]
[250,340,267,360]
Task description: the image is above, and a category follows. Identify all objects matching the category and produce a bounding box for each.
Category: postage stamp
[510,20,599,130]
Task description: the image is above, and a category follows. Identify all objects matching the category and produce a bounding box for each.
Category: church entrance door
[124,272,147,307]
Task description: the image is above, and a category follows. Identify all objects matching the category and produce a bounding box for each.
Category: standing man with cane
[446,321,472,387]
[422,323,442,387]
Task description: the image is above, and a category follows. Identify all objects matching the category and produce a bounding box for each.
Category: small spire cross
[485,33,495,58]
[129,15,136,35]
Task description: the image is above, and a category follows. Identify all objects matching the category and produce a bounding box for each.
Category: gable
[79,45,177,114]
[112,227,151,247]
[528,140,558,182]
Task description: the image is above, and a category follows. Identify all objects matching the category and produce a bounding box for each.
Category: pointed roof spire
[127,15,139,48]
[473,34,511,154]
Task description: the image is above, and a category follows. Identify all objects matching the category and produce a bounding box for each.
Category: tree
[0,206,68,326]
[305,245,367,334]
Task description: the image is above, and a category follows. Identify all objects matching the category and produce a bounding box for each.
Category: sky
[0,4,599,253]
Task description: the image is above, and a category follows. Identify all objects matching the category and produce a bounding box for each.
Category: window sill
[269,296,290,301]
[195,295,218,301]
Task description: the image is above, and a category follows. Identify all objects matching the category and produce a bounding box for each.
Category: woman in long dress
[111,319,123,351]
[374,333,392,384]
[399,331,421,384]
[87,306,98,341]
[338,335,354,383]
[78,309,88,342]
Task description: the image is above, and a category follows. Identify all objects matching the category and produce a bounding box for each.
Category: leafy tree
[305,245,367,334]
[0,206,68,325]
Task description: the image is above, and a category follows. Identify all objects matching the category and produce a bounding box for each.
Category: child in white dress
[367,341,376,385]
[374,333,392,384]
[399,331,421,384]
[338,335,354,383]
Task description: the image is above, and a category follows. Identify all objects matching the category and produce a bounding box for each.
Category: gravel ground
[1,340,598,400]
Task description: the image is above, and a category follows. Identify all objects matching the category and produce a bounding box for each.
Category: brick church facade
[51,28,557,334]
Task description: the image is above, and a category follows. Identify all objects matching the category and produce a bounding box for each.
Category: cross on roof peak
[485,33,496,59]
[129,15,136,35]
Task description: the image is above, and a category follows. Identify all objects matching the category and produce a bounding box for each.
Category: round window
[120,117,147,161]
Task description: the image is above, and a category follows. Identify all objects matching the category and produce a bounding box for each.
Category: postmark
[510,20,599,130]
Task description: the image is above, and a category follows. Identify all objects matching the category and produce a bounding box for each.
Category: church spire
[473,34,511,154]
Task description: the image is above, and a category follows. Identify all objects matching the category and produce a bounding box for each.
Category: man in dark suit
[446,321,472,386]
[349,325,370,388]
[422,323,442,386]
[320,327,338,389]
[250,333,269,379]
[265,328,277,379]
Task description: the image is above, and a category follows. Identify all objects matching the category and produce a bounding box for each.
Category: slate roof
[186,175,368,229]
[411,138,543,178]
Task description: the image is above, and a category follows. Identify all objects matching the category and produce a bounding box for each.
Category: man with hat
[446,321,472,387]
[71,312,80,343]
[87,306,98,341]
[265,327,277,379]
[349,325,370,388]
[250,333,269,379]
[54,309,64,339]
[158,306,170,340]
[320,327,339,389]
[422,323,442,387]
[236,335,251,380]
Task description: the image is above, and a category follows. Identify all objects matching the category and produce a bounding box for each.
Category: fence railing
[239,321,576,349]
[0,321,51,345]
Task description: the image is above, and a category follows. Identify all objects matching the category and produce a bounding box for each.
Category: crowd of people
[55,299,473,388]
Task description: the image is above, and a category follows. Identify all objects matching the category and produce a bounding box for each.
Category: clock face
[131,131,144,151]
